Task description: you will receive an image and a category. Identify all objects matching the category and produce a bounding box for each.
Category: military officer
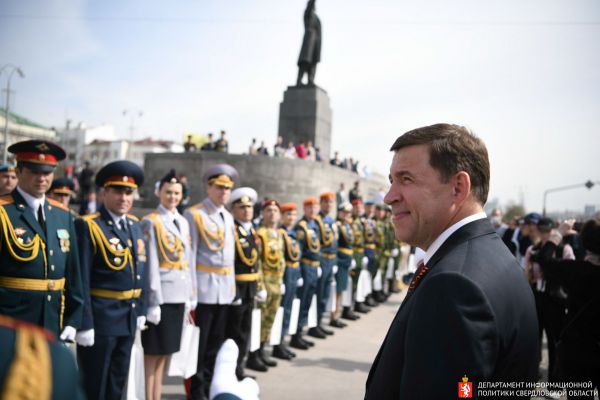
[290,197,321,350]
[75,160,148,400]
[256,199,286,364]
[47,177,75,208]
[362,200,379,307]
[311,192,337,338]
[0,140,83,340]
[384,205,402,295]
[184,164,237,400]
[0,163,17,195]
[274,202,301,357]
[373,204,390,302]
[0,315,84,399]
[142,170,196,400]
[351,199,370,314]
[333,202,357,324]
[226,187,267,375]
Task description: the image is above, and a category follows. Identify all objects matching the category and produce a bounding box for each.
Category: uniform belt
[196,264,232,275]
[160,261,188,270]
[364,244,376,250]
[91,288,142,300]
[338,247,353,256]
[0,277,65,291]
[301,258,320,267]
[286,261,300,269]
[353,247,364,254]
[235,273,259,282]
[322,253,336,259]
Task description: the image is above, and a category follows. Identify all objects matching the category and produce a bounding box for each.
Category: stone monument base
[278,85,332,160]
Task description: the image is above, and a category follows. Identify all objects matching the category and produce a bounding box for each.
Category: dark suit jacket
[365,218,539,399]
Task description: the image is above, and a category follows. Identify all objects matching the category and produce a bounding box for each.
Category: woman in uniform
[142,170,196,400]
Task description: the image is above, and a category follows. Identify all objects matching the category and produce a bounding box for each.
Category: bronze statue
[296,0,321,86]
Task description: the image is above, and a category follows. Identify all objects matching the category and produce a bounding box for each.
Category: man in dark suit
[75,160,148,400]
[365,124,539,399]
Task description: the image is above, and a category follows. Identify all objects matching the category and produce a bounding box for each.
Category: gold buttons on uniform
[136,275,141,280]
[132,303,136,308]
[50,265,55,271]
[47,295,51,301]
[49,250,54,256]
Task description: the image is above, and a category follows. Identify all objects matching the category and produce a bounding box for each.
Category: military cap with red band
[280,203,297,213]
[49,177,75,195]
[8,140,66,172]
[262,199,280,210]
[303,197,319,206]
[320,192,335,201]
[95,160,144,190]
[351,199,363,206]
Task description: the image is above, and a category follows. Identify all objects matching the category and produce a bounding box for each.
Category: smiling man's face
[384,144,456,250]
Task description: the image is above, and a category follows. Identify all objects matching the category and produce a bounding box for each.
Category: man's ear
[452,171,471,204]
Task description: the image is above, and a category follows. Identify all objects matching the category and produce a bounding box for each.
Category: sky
[1,0,599,214]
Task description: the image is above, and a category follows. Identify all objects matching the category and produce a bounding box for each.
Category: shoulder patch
[0,195,15,206]
[144,212,159,220]
[190,202,204,209]
[47,198,70,212]
[127,214,139,222]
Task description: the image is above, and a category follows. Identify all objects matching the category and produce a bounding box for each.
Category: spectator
[184,134,197,152]
[559,219,586,260]
[177,175,191,214]
[274,136,285,157]
[284,142,296,159]
[306,141,316,161]
[330,151,342,167]
[201,133,215,151]
[249,138,258,155]
[351,158,359,173]
[336,182,347,205]
[315,147,322,162]
[78,160,94,202]
[349,180,362,203]
[257,141,269,156]
[490,208,508,237]
[295,141,307,159]
[215,130,229,153]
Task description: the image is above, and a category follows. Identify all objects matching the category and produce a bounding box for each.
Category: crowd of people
[1,132,598,400]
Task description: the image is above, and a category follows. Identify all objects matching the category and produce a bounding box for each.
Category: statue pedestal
[278,85,332,160]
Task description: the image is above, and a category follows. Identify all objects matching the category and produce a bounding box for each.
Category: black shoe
[354,302,370,313]
[290,334,309,350]
[365,296,378,307]
[301,336,315,347]
[246,351,268,372]
[318,325,334,335]
[342,307,360,320]
[279,341,297,358]
[330,319,347,328]
[374,291,386,303]
[307,327,326,339]
[259,343,278,367]
[272,344,293,360]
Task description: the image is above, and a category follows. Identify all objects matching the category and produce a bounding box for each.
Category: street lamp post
[543,180,598,216]
[1,64,25,164]
[122,109,143,159]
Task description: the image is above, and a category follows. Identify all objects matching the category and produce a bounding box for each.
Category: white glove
[362,256,369,268]
[210,339,260,400]
[391,248,400,257]
[332,265,338,274]
[317,266,322,278]
[147,305,161,325]
[350,259,357,270]
[255,289,268,303]
[231,298,243,306]
[137,316,147,330]
[297,277,304,287]
[280,283,286,295]
[76,329,95,347]
[60,326,76,342]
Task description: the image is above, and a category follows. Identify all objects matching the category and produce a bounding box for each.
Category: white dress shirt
[423,212,487,265]
[16,186,46,220]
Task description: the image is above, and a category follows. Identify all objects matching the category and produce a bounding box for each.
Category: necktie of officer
[37,205,46,233]
[119,218,128,233]
[173,218,181,233]
[408,260,429,295]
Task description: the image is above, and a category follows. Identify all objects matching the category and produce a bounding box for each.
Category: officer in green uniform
[0,163,17,196]
[362,200,379,307]
[256,199,285,365]
[373,204,390,302]
[350,199,369,314]
[47,177,75,208]
[385,205,402,294]
[0,315,84,400]
[0,140,83,340]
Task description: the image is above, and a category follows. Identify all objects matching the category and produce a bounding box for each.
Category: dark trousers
[77,334,135,400]
[191,303,230,399]
[316,256,335,322]
[281,265,300,336]
[539,292,566,382]
[365,248,377,277]
[297,263,318,329]
[226,298,253,373]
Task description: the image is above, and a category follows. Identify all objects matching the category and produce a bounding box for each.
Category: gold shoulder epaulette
[0,195,14,206]
[47,198,69,212]
[82,212,100,221]
[298,220,307,227]
[127,214,139,222]
[190,202,204,210]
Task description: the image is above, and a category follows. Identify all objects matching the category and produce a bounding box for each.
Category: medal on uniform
[114,257,121,264]
[109,237,120,251]
[15,227,26,237]
[127,239,133,247]
[137,239,147,261]
[57,229,70,252]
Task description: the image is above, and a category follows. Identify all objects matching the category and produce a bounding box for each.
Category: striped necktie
[408,259,429,294]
